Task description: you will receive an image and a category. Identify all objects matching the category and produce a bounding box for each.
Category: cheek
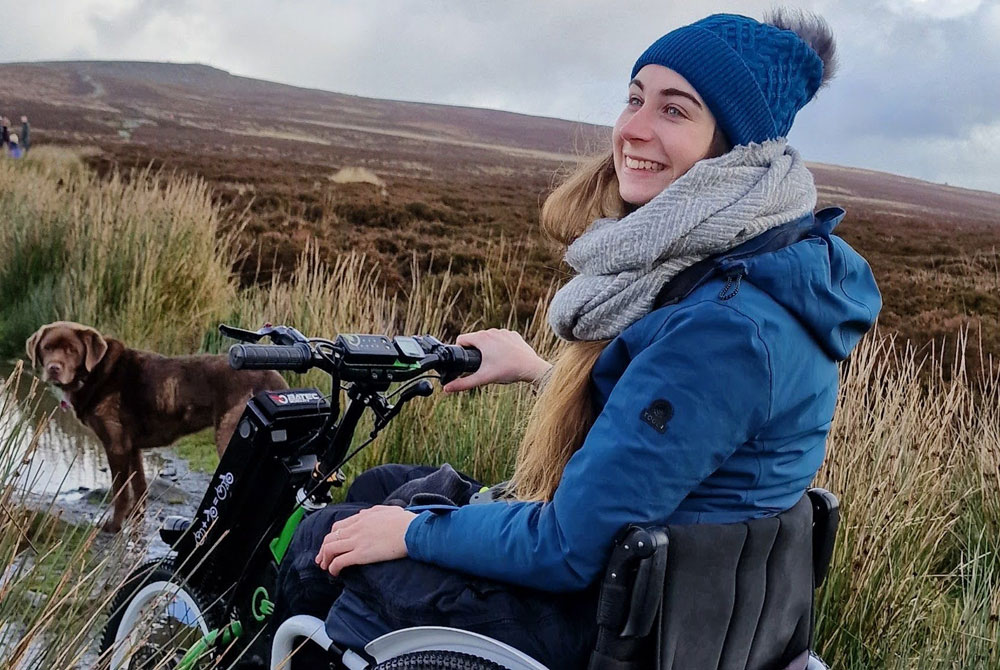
[670,129,716,173]
[611,120,625,157]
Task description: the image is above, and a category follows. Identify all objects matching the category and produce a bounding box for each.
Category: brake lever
[218,324,264,343]
[371,380,434,432]
[218,323,311,346]
[263,325,310,346]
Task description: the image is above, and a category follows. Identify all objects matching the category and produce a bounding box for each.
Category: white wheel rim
[110,580,211,669]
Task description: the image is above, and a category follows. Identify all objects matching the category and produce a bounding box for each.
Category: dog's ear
[78,327,109,372]
[25,324,54,367]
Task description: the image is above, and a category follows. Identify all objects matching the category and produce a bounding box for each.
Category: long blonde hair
[509,152,623,502]
[509,128,731,502]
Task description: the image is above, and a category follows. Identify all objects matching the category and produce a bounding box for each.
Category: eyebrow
[629,78,704,110]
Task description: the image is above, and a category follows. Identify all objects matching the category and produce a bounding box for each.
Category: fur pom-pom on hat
[764,8,838,89]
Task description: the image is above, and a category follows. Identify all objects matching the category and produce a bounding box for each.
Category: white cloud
[885,0,984,20]
[797,120,1000,193]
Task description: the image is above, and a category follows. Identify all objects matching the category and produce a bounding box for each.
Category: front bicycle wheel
[372,650,509,669]
[99,558,225,670]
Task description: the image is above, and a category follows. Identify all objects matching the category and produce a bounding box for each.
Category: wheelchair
[271,488,838,670]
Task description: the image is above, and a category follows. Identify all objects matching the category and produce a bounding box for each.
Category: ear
[25,324,53,367]
[79,327,109,372]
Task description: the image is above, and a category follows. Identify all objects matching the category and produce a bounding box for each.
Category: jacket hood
[730,208,881,360]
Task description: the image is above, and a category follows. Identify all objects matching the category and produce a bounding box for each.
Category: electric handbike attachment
[99,323,484,669]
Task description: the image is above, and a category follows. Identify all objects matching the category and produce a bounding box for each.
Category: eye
[664,105,686,118]
[626,95,643,107]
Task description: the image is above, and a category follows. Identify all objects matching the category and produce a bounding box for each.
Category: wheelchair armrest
[596,525,669,639]
[806,488,839,588]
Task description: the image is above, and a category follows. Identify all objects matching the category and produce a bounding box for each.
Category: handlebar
[223,326,481,384]
[228,343,313,372]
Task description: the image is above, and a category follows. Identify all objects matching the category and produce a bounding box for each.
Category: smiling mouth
[624,155,666,172]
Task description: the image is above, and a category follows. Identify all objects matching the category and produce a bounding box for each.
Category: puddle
[1,363,169,495]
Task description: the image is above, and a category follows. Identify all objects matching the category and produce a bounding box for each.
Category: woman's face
[612,64,719,206]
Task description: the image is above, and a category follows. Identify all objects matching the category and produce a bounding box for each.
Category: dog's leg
[215,405,244,458]
[129,449,148,528]
[104,443,132,534]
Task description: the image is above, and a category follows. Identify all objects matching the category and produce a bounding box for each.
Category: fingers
[454,332,478,347]
[444,329,545,393]
[315,506,414,574]
[316,531,352,570]
[331,513,361,532]
[443,372,482,393]
[316,506,389,569]
[329,552,360,576]
[317,515,359,569]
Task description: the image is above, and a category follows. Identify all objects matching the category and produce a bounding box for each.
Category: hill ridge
[0,59,997,222]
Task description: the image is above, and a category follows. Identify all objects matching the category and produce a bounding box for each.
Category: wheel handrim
[110,580,211,670]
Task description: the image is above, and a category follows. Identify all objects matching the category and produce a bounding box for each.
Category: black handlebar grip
[461,346,482,374]
[228,343,312,372]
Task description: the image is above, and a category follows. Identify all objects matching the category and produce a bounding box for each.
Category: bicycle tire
[98,558,225,670]
[372,650,510,670]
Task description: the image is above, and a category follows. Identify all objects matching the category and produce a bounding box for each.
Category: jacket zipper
[718,261,747,301]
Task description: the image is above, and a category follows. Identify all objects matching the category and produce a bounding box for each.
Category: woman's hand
[316,506,416,576]
[443,328,551,393]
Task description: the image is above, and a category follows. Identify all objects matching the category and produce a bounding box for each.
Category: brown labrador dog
[26,321,287,533]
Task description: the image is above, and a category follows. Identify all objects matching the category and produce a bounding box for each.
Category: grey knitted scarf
[548,139,817,341]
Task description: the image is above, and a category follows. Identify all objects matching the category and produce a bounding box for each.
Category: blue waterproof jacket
[406,207,881,592]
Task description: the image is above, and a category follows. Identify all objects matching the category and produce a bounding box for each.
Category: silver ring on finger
[334,529,342,540]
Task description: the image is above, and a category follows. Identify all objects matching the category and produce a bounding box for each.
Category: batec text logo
[268,392,322,405]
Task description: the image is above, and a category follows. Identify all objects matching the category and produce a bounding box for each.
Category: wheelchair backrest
[590,488,838,670]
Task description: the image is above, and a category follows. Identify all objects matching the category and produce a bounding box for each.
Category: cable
[385,374,441,400]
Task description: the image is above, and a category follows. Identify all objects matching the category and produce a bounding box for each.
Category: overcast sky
[2,0,999,195]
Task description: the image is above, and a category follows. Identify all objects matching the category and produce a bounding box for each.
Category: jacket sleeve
[405,301,773,591]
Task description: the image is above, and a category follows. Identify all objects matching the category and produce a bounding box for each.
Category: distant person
[0,118,8,149]
[20,116,29,153]
[7,134,23,158]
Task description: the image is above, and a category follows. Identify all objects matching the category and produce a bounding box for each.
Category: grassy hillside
[2,145,1000,670]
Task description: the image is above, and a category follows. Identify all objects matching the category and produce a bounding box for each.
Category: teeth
[625,156,664,171]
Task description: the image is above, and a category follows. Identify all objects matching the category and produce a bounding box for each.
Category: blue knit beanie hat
[631,13,826,147]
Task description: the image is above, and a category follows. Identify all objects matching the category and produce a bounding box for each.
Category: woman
[277,9,881,668]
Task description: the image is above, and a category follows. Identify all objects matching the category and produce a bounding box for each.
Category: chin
[619,179,673,207]
[620,187,656,207]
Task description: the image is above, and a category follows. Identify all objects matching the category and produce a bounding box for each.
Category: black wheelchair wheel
[98,558,225,670]
[372,650,510,669]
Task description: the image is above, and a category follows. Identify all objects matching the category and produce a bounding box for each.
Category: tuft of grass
[171,429,219,474]
[814,331,1000,668]
[0,151,239,357]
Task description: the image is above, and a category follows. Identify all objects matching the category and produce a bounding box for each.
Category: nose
[47,362,62,377]
[619,103,655,143]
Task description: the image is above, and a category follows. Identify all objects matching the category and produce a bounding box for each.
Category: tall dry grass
[0,363,133,669]
[1,148,999,668]
[0,145,237,357]
[815,332,1000,668]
